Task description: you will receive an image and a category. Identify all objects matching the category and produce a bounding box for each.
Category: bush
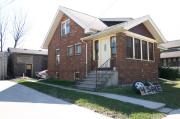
[159,67,179,80]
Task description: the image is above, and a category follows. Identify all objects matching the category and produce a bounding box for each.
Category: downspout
[81,39,88,77]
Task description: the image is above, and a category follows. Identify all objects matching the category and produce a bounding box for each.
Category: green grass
[16,80,164,119]
[39,79,76,87]
[99,79,180,109]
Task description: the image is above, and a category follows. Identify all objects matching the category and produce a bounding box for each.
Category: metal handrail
[95,57,115,89]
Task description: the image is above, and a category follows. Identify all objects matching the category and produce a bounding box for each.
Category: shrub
[159,67,179,80]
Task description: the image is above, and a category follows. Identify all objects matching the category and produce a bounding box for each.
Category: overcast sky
[2,0,180,50]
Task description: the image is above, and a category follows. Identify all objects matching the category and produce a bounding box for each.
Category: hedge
[159,67,179,80]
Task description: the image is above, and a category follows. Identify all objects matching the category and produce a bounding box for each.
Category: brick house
[160,40,180,69]
[42,6,166,86]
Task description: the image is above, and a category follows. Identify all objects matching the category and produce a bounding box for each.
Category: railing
[95,57,116,89]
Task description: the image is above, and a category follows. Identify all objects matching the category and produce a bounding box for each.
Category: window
[134,38,141,59]
[67,46,73,56]
[163,59,167,67]
[110,36,116,55]
[149,42,154,60]
[142,41,148,60]
[74,72,80,80]
[126,36,133,58]
[75,43,81,55]
[61,19,70,36]
[56,72,59,78]
[56,49,60,64]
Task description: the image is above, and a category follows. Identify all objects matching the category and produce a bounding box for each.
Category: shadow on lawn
[100,80,180,109]
[18,81,164,119]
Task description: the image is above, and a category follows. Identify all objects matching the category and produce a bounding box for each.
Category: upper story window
[61,19,70,37]
[55,49,60,64]
[75,43,81,55]
[110,36,117,55]
[125,36,133,58]
[67,45,73,56]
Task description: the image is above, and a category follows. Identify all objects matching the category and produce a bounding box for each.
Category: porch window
[149,42,154,60]
[61,19,70,37]
[134,38,141,59]
[142,41,148,60]
[110,36,116,55]
[67,46,73,56]
[75,43,81,55]
[125,36,133,58]
[55,49,60,64]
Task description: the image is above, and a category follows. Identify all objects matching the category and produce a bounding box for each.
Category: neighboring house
[0,52,8,80]
[42,6,166,85]
[160,40,180,68]
[8,48,48,78]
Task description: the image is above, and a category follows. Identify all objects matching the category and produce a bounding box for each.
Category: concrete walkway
[0,81,111,119]
[28,80,166,110]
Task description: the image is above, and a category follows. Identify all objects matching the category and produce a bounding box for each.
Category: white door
[98,39,111,67]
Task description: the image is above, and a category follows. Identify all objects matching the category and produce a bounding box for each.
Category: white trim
[67,45,73,47]
[133,37,135,59]
[61,19,70,36]
[124,31,157,43]
[140,40,143,60]
[147,42,149,61]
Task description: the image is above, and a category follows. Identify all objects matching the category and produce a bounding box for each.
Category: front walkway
[28,80,165,110]
[0,81,111,119]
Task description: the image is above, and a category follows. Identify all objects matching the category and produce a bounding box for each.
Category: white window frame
[56,49,60,65]
[125,36,155,62]
[67,45,73,56]
[61,19,70,37]
[75,43,82,55]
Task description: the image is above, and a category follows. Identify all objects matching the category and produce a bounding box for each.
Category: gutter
[81,39,88,77]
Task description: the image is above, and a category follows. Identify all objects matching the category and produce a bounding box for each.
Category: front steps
[75,70,117,91]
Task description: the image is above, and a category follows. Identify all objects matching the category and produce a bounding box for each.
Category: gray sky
[2,0,180,50]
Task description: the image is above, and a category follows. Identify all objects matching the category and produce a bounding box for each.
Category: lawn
[16,80,164,119]
[39,79,76,87]
[99,79,180,109]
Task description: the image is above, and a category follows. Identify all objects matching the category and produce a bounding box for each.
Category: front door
[99,39,111,68]
[25,64,32,77]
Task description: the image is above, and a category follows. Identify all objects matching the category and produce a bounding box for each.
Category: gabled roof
[82,15,166,43]
[160,40,180,49]
[42,6,107,49]
[8,48,48,55]
[161,50,180,58]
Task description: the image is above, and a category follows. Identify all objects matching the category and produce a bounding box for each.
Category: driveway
[0,81,111,119]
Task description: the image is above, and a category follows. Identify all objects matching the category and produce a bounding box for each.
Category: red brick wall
[116,33,160,84]
[48,14,87,80]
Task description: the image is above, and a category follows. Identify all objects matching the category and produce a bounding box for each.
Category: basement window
[74,72,80,80]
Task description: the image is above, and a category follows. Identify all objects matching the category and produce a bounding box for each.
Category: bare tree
[0,16,7,51]
[12,14,27,48]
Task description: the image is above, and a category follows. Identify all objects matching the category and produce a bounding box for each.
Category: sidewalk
[27,79,166,110]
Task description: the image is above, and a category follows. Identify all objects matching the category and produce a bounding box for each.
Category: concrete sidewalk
[0,81,111,119]
[28,80,166,110]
